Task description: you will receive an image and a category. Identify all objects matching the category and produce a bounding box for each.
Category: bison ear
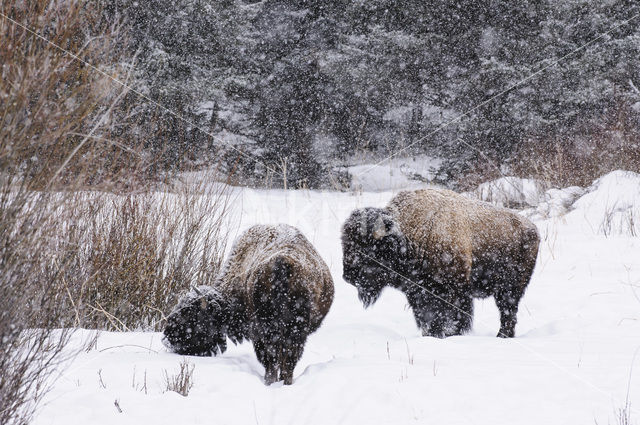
[372,216,387,240]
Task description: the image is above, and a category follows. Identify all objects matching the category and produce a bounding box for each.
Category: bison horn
[372,216,387,240]
[199,297,208,310]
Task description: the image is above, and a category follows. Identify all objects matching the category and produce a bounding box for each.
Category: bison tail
[253,256,312,341]
[517,225,540,287]
[272,256,293,297]
[270,256,310,326]
[522,225,540,257]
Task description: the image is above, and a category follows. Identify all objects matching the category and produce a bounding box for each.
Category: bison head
[163,286,228,356]
[341,207,409,307]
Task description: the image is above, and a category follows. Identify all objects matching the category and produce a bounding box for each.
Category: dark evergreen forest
[104,0,640,188]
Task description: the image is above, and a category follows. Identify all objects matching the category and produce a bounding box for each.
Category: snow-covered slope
[471,175,546,208]
[343,155,442,192]
[35,173,640,425]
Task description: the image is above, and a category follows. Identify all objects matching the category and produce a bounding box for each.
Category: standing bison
[342,188,539,338]
[164,224,334,385]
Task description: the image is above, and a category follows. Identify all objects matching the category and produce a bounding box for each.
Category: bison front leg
[406,289,446,338]
[445,294,473,336]
[424,296,473,337]
[279,341,305,385]
[407,286,473,338]
[420,301,447,338]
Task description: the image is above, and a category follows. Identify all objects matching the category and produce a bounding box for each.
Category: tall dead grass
[511,102,640,188]
[452,101,640,191]
[0,188,74,425]
[54,181,232,331]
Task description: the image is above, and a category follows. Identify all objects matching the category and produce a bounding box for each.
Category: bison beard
[341,189,540,338]
[163,224,334,385]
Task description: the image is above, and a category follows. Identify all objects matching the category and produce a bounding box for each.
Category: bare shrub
[50,179,232,332]
[0,0,232,412]
[0,0,149,190]
[0,189,76,425]
[452,156,504,192]
[0,0,234,341]
[510,102,640,189]
[0,1,148,423]
[453,101,640,191]
[164,359,195,397]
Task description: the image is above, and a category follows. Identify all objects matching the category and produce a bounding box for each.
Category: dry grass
[164,359,195,397]
[616,403,634,425]
[511,135,640,189]
[0,172,231,424]
[54,181,232,331]
[454,101,640,191]
[516,102,639,188]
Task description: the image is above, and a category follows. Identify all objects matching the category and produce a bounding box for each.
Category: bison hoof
[497,330,515,338]
[264,369,278,385]
[421,328,445,339]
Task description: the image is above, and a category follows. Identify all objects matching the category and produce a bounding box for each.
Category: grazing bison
[341,188,539,338]
[164,224,334,385]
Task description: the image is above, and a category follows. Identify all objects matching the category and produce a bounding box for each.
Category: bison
[341,188,539,338]
[164,224,334,385]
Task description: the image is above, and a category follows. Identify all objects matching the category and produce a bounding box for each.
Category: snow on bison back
[341,188,539,338]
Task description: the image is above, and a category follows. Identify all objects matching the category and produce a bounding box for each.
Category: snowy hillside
[343,155,443,192]
[35,172,640,425]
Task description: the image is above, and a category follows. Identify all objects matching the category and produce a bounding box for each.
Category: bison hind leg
[495,226,539,338]
[443,294,473,336]
[253,338,279,385]
[253,257,312,385]
[494,248,537,338]
[494,278,525,338]
[277,302,311,385]
[254,337,306,385]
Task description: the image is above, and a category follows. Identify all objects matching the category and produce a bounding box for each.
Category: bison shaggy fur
[164,224,334,385]
[341,188,539,338]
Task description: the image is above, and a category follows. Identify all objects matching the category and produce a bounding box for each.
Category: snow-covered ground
[343,155,443,192]
[35,171,640,425]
